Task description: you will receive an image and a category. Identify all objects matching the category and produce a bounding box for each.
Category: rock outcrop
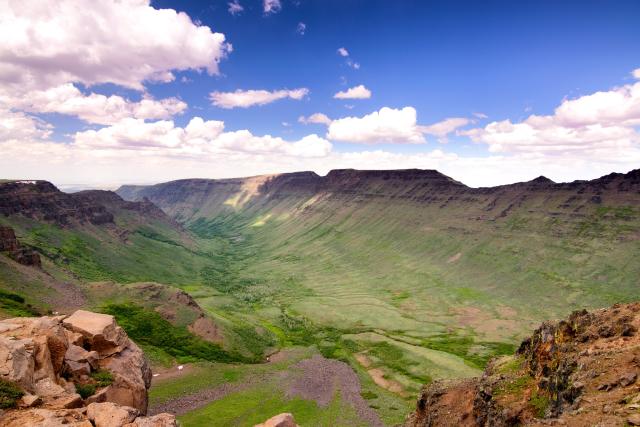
[0,226,41,268]
[405,302,640,426]
[255,413,299,427]
[0,311,176,426]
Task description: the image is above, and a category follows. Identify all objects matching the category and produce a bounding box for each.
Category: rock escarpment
[406,302,640,426]
[0,310,176,426]
[0,180,175,229]
[0,226,41,267]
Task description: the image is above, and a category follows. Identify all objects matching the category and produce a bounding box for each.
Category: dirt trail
[355,354,407,397]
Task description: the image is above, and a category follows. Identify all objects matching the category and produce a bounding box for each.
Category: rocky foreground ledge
[405,302,640,426]
[0,310,176,426]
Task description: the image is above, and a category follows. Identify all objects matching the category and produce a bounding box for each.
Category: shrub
[102,303,252,363]
[76,383,96,399]
[0,379,24,409]
[90,370,114,387]
[529,390,550,418]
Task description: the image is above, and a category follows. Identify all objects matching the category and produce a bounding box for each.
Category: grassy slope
[3,176,640,425]
[157,182,640,400]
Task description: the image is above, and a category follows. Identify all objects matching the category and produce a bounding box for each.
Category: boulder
[100,341,152,413]
[87,402,138,427]
[1,311,158,422]
[125,413,179,427]
[63,310,127,356]
[65,359,91,377]
[0,408,93,427]
[18,393,42,408]
[0,336,36,391]
[255,413,299,427]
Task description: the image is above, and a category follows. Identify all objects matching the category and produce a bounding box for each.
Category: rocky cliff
[116,168,640,224]
[0,226,41,267]
[405,302,640,426]
[0,310,177,426]
[0,180,174,228]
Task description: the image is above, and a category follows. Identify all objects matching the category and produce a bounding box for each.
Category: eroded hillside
[405,302,640,426]
[116,168,640,398]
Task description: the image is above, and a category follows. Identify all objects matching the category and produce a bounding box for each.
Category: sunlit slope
[118,169,640,392]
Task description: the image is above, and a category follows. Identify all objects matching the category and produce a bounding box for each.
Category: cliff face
[0,226,41,267]
[405,302,640,427]
[0,180,175,229]
[116,168,640,225]
[0,181,114,226]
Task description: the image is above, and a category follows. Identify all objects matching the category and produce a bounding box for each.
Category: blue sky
[1,0,640,187]
[154,0,639,138]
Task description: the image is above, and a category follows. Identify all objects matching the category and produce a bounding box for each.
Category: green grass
[0,289,39,317]
[102,303,254,364]
[150,363,248,407]
[4,181,640,424]
[90,369,114,387]
[178,388,365,427]
[0,379,23,409]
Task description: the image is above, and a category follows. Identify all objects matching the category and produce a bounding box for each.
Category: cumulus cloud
[210,88,309,109]
[334,85,372,100]
[228,0,244,15]
[0,108,52,143]
[299,113,332,126]
[633,68,640,79]
[72,117,332,158]
[263,0,282,14]
[419,117,471,138]
[3,84,187,125]
[465,80,640,161]
[337,48,349,57]
[327,107,426,144]
[0,0,231,91]
[297,22,306,35]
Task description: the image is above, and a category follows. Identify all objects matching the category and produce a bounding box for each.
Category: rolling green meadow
[1,171,640,425]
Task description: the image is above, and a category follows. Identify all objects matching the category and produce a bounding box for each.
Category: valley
[1,169,639,425]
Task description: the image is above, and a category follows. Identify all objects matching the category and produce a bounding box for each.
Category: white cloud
[473,112,488,119]
[419,117,470,138]
[263,0,282,14]
[0,107,52,142]
[327,106,426,144]
[554,82,640,127]
[0,0,231,91]
[228,0,244,15]
[210,88,309,109]
[3,83,187,125]
[346,59,361,70]
[334,85,372,100]
[465,80,640,161]
[336,47,360,69]
[299,113,332,126]
[297,22,306,35]
[72,117,332,158]
[633,68,640,79]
